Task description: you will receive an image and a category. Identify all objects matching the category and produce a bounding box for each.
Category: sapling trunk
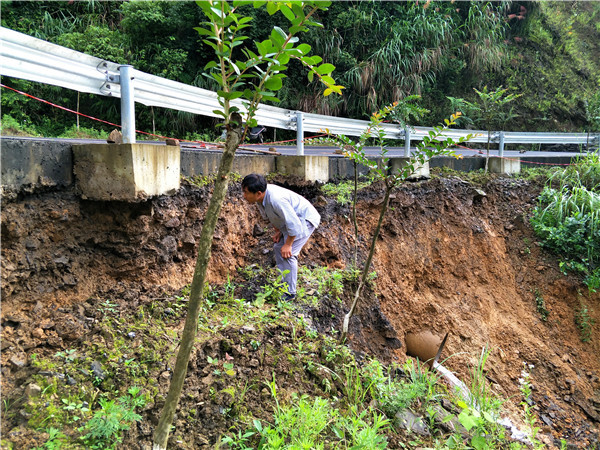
[485,129,491,173]
[352,160,359,267]
[152,115,243,450]
[341,185,392,343]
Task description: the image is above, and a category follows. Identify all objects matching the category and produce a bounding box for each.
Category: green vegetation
[449,85,521,172]
[575,299,595,343]
[2,2,599,138]
[534,288,550,322]
[4,267,540,449]
[321,179,371,206]
[153,3,342,447]
[519,364,543,450]
[504,1,600,133]
[530,154,600,292]
[82,387,145,449]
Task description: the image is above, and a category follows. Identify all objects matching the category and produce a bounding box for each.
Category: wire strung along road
[3,136,589,162]
[231,144,589,159]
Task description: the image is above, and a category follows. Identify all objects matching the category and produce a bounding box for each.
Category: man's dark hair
[242,174,267,193]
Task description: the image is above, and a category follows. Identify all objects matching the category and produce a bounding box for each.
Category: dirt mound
[1,175,599,448]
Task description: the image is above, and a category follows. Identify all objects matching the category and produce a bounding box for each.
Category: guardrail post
[404,127,411,157]
[119,65,136,144]
[498,131,505,157]
[296,111,304,156]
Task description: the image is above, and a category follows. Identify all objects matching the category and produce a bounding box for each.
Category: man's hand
[280,235,296,259]
[273,229,282,243]
[281,243,293,259]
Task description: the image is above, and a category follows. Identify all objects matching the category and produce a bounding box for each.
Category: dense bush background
[1,1,599,140]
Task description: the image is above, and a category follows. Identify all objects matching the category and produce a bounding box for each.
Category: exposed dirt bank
[1,175,599,448]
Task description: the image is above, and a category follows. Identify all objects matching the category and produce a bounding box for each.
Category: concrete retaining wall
[1,138,73,198]
[181,150,276,178]
[0,137,584,198]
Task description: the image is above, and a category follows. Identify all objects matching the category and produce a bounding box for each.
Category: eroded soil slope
[1,175,599,447]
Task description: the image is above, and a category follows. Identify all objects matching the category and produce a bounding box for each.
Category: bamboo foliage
[463,1,509,75]
[306,2,456,117]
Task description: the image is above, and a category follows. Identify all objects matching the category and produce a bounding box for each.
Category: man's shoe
[283,293,296,301]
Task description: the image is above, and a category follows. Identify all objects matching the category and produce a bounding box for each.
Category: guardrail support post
[296,111,304,156]
[119,65,136,144]
[404,127,411,157]
[498,131,505,157]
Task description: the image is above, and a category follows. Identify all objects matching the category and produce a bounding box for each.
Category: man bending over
[242,174,320,300]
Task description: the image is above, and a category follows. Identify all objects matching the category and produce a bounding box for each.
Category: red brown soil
[1,175,599,448]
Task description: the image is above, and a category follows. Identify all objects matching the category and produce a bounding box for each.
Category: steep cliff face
[1,176,599,447]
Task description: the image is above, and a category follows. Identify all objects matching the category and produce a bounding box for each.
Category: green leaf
[194,27,213,37]
[204,60,218,70]
[273,26,287,39]
[276,54,290,65]
[266,1,278,15]
[264,76,283,91]
[256,40,268,56]
[456,400,469,409]
[297,43,311,55]
[210,6,225,19]
[316,63,335,75]
[280,4,295,21]
[321,75,335,85]
[471,435,487,450]
[270,28,285,48]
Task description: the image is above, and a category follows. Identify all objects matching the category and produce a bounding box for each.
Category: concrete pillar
[489,156,520,174]
[276,155,329,182]
[390,157,430,180]
[73,143,180,201]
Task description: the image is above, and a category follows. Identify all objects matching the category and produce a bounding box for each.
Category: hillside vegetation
[1,1,599,140]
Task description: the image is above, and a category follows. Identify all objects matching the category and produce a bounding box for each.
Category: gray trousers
[274,222,315,295]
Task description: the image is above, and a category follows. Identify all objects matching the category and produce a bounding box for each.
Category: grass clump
[531,153,600,291]
[321,178,371,205]
[575,300,595,343]
[534,288,550,322]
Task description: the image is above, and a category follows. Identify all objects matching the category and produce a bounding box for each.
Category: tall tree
[151,2,341,448]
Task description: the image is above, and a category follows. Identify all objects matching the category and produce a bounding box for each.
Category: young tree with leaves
[450,86,521,172]
[321,104,471,342]
[152,2,342,449]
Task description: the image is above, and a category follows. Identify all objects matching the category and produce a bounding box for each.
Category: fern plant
[82,387,144,449]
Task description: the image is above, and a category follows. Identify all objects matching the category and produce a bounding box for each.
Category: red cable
[0,83,209,147]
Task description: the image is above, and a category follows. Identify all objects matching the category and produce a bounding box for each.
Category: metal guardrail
[1,26,598,154]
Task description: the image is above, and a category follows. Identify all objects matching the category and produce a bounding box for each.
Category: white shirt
[258,184,320,238]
